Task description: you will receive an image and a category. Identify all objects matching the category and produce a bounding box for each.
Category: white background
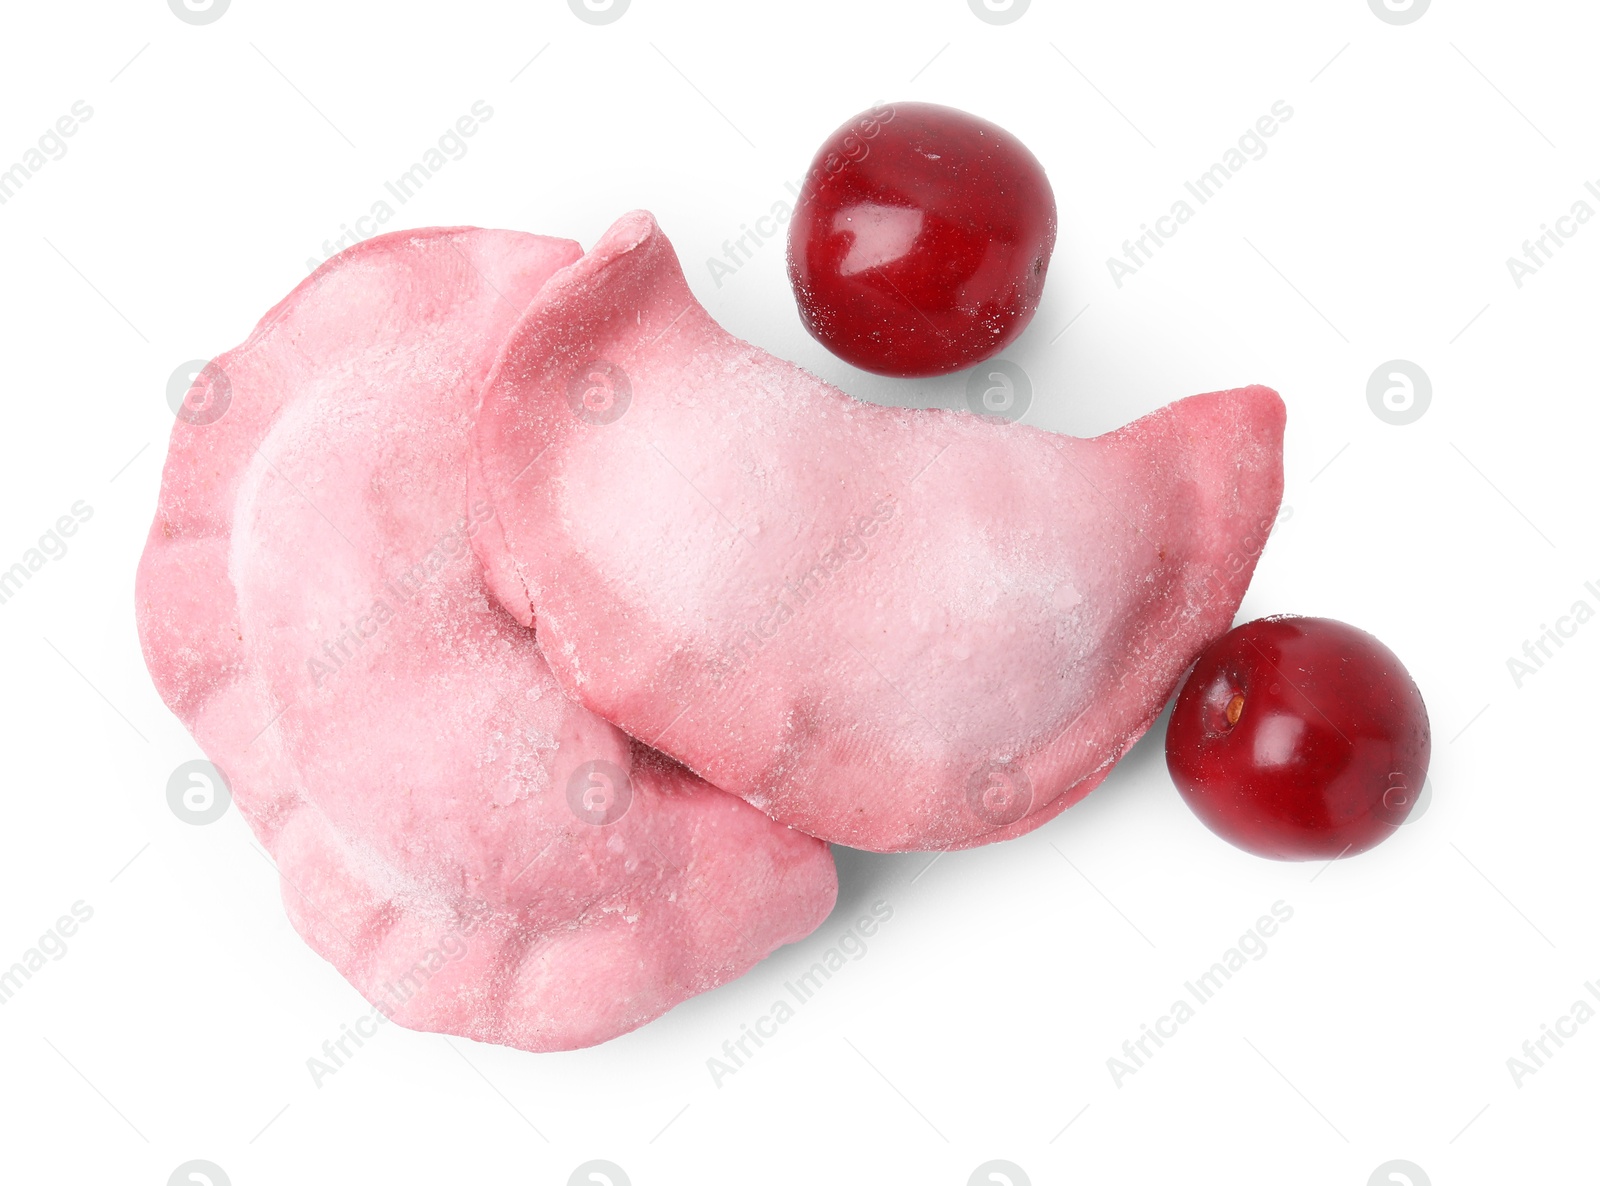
[1,1,1596,1183]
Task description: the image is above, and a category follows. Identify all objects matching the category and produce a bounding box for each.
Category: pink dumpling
[472,211,1286,852]
[136,226,836,1052]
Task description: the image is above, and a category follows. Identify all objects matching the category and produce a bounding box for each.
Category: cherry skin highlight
[787,102,1057,378]
[1165,616,1431,861]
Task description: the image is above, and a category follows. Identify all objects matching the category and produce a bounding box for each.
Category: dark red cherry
[1165,616,1431,861]
[787,102,1057,378]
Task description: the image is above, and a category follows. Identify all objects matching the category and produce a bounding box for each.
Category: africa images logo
[568,0,629,26]
[1367,360,1430,426]
[168,0,230,26]
[969,0,1030,26]
[1368,0,1429,26]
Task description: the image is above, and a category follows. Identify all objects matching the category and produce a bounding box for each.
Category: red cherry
[787,102,1057,378]
[1165,616,1431,861]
